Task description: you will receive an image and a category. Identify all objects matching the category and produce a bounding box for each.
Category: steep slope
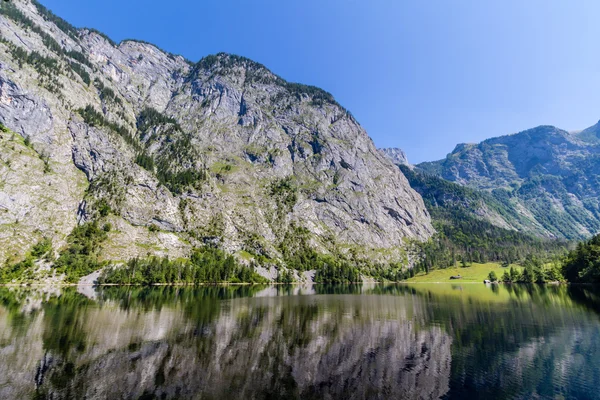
[576,120,600,144]
[398,165,568,266]
[0,0,433,268]
[418,125,600,239]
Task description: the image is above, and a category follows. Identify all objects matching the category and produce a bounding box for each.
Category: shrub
[31,238,52,259]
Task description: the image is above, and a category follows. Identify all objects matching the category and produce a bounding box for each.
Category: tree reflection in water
[0,283,599,399]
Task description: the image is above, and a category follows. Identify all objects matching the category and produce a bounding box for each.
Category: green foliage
[96,199,111,217]
[32,0,79,40]
[54,222,109,283]
[0,256,35,283]
[507,267,518,282]
[76,106,138,149]
[69,61,90,85]
[0,123,9,133]
[65,50,92,68]
[0,2,62,54]
[98,247,268,285]
[134,108,206,194]
[501,270,511,282]
[0,5,73,94]
[99,86,122,105]
[137,107,181,134]
[93,77,104,90]
[270,177,298,209]
[41,152,51,173]
[156,166,207,195]
[488,271,498,282]
[313,257,361,284]
[275,225,409,282]
[0,238,53,283]
[3,42,62,87]
[523,254,545,283]
[75,105,103,127]
[277,225,318,272]
[520,265,535,283]
[276,268,295,284]
[31,238,53,259]
[135,152,155,171]
[562,234,600,283]
[401,165,569,272]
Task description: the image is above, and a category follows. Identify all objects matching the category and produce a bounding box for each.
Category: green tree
[562,235,600,283]
[510,266,520,282]
[521,266,534,283]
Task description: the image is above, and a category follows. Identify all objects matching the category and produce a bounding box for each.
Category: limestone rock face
[0,0,433,265]
[379,147,410,166]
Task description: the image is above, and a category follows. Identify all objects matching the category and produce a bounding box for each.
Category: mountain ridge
[0,0,433,276]
[414,123,600,239]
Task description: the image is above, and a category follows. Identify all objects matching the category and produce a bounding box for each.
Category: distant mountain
[396,164,568,268]
[576,120,600,144]
[417,125,600,239]
[0,0,433,272]
[379,148,410,166]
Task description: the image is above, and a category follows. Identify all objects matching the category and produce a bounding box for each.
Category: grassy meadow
[405,262,522,283]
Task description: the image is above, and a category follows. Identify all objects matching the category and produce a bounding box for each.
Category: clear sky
[40,0,600,163]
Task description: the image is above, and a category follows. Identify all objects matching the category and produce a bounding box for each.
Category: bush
[0,257,35,283]
[0,238,53,283]
[31,238,52,259]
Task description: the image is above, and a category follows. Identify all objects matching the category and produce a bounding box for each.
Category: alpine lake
[1,283,599,399]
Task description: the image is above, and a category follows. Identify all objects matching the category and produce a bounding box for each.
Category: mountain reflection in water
[0,284,599,399]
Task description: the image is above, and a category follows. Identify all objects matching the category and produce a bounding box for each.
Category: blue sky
[41,0,600,163]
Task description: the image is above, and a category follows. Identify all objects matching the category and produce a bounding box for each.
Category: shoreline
[0,281,596,288]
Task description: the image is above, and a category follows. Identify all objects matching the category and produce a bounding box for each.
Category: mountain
[576,120,600,144]
[379,147,410,166]
[398,164,568,267]
[417,125,600,240]
[0,0,433,271]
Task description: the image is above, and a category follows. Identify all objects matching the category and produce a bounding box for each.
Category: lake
[1,283,599,399]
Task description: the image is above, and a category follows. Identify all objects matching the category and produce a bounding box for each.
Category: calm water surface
[1,283,600,399]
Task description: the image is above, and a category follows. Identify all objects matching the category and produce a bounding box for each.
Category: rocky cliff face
[379,147,410,166]
[0,0,433,266]
[418,125,600,239]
